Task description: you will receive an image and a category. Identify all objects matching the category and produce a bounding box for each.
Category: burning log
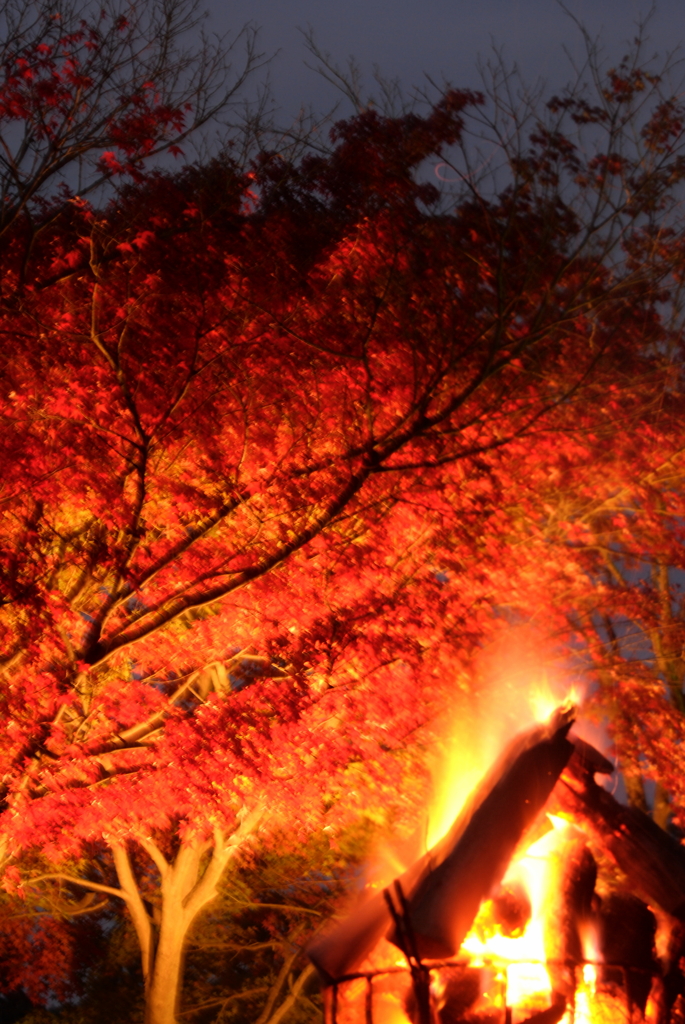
[491,880,531,937]
[424,965,481,1024]
[313,726,679,1024]
[554,739,680,1018]
[392,706,575,960]
[555,742,685,922]
[543,837,598,999]
[517,996,566,1024]
[308,706,574,981]
[598,892,657,1014]
[660,919,685,1023]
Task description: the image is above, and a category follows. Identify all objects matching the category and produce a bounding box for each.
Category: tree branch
[138,836,170,879]
[183,810,264,922]
[255,948,300,1024]
[111,842,155,984]
[27,872,125,900]
[263,964,316,1024]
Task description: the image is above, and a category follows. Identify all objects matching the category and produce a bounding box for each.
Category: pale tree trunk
[144,840,212,1024]
[111,809,263,1024]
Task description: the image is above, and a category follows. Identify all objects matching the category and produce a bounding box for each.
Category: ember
[309,703,685,1024]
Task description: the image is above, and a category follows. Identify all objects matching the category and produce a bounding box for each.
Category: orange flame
[345,653,623,1024]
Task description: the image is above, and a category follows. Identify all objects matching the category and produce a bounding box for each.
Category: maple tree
[2,26,685,1024]
[0,0,263,252]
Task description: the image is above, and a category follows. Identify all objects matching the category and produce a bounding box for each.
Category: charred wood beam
[555,749,685,921]
[395,706,575,960]
[599,893,657,1014]
[384,882,432,1024]
[308,706,575,980]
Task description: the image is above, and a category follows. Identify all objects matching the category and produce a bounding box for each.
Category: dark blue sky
[207,0,684,120]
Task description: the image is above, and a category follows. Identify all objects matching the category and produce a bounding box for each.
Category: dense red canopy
[2,40,685,1021]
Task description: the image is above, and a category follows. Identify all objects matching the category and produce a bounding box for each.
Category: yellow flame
[560,982,626,1024]
[342,654,601,1024]
[530,679,559,723]
[547,812,572,831]
[426,661,578,851]
[372,994,410,1024]
[460,821,583,1015]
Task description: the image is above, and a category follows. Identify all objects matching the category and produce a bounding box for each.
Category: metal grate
[324,959,653,1024]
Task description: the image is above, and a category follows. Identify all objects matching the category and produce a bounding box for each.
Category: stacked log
[542,837,598,999]
[308,707,575,981]
[555,737,684,1020]
[555,742,685,920]
[599,892,657,1014]
[312,724,685,1023]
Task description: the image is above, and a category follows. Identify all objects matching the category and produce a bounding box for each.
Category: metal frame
[324,959,650,1023]
[322,882,654,1023]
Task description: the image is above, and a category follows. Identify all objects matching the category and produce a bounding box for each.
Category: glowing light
[425,656,579,850]
[370,993,409,1024]
[506,960,552,1010]
[547,812,572,831]
[337,667,618,1024]
[530,684,559,723]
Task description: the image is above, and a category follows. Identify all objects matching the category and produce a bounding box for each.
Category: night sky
[206,0,685,120]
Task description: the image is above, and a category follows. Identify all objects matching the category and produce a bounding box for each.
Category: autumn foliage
[2,8,685,1021]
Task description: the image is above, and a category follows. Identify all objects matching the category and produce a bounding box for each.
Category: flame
[563,984,627,1024]
[339,654,630,1024]
[529,678,561,723]
[460,821,573,1015]
[426,673,575,850]
[425,730,484,849]
[343,793,640,1024]
[420,660,583,1015]
[558,921,604,1024]
[372,996,410,1024]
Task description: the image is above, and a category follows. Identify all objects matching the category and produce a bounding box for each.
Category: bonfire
[308,705,685,1024]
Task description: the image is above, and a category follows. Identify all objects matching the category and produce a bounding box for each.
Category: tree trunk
[142,838,235,1024]
[623,771,648,813]
[110,815,263,1024]
[654,783,672,831]
[145,897,191,1024]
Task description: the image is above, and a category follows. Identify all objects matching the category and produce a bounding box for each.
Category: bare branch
[26,871,125,900]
